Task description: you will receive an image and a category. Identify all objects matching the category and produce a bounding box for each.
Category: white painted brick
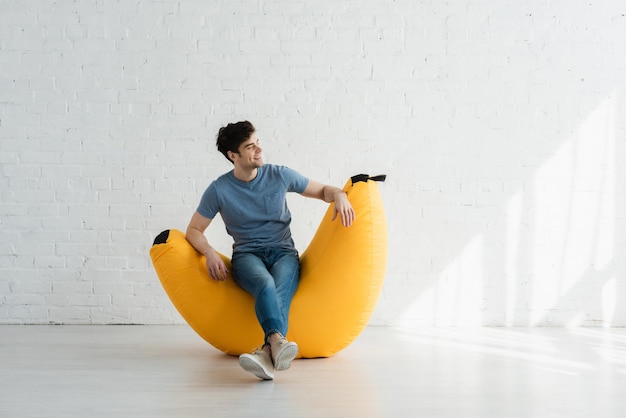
[69,230,110,243]
[104,257,130,269]
[94,281,134,296]
[48,306,91,323]
[7,305,49,323]
[5,291,48,306]
[52,281,92,295]
[34,256,68,269]
[129,307,178,324]
[113,294,154,308]
[89,307,131,324]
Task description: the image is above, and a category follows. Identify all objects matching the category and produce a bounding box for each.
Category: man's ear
[227,150,237,162]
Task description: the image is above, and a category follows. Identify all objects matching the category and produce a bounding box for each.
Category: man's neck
[233,166,258,183]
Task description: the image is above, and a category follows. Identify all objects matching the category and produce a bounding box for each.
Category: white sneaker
[271,335,299,371]
[239,349,274,380]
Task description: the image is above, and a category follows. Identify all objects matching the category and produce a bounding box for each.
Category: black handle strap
[153,229,170,246]
[351,174,387,185]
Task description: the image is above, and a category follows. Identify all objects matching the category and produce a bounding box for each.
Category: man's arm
[301,179,355,227]
[185,212,229,281]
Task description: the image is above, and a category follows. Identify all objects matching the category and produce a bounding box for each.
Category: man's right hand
[205,248,229,281]
[186,211,229,281]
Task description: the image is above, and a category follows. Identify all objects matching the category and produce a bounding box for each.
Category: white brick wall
[1,0,625,327]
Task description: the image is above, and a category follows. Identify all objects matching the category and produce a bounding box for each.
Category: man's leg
[268,249,300,337]
[266,249,300,370]
[232,251,283,379]
[232,250,300,373]
[231,252,284,341]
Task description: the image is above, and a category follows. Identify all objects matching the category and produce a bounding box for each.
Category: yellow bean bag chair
[150,174,387,358]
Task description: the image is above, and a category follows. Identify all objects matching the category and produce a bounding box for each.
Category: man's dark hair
[216,120,256,164]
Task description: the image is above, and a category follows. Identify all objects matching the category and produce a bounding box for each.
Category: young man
[186,121,355,380]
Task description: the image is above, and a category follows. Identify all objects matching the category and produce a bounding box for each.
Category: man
[186,121,355,380]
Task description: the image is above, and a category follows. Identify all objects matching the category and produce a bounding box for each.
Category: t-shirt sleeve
[196,181,220,219]
[280,165,309,194]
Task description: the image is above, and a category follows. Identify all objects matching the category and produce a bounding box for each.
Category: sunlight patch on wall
[504,190,523,326]
[397,97,617,327]
[529,96,616,326]
[600,277,617,327]
[400,235,485,327]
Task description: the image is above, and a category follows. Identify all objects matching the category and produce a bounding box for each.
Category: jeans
[231,248,300,345]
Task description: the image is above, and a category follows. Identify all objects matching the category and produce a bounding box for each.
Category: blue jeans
[231,248,300,345]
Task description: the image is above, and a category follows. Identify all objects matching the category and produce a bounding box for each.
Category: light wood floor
[1,325,625,418]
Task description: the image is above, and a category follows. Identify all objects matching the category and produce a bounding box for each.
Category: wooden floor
[1,325,625,418]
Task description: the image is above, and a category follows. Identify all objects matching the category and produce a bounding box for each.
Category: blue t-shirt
[197,164,309,253]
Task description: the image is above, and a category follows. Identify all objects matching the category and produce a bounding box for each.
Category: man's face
[231,133,263,168]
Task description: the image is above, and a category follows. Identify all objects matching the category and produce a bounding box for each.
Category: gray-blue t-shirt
[197,164,309,253]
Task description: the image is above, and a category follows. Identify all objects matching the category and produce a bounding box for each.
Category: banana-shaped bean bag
[150,174,387,358]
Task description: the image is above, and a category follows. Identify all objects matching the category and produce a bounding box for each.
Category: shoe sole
[239,355,274,380]
[273,343,299,371]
